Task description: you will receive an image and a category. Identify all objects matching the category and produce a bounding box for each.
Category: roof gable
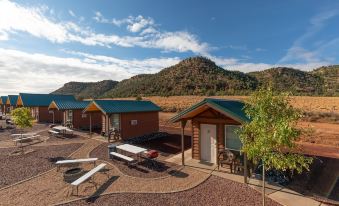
[19,93,76,107]
[84,100,161,114]
[170,98,249,123]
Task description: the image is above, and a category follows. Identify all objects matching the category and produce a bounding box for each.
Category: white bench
[13,135,41,145]
[110,152,134,162]
[55,158,98,171]
[71,163,106,195]
[48,130,60,136]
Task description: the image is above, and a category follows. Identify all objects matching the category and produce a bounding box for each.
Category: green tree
[11,107,34,129]
[11,107,34,152]
[238,87,312,206]
[135,95,142,101]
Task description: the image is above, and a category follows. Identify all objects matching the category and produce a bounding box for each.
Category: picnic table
[116,144,147,161]
[53,126,73,136]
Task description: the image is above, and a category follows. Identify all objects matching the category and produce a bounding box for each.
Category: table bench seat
[110,152,134,162]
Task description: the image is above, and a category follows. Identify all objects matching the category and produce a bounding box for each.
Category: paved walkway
[165,149,322,206]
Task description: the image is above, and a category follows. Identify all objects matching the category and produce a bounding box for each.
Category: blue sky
[0,0,338,94]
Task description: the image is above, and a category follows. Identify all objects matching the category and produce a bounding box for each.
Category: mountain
[103,57,258,97]
[52,80,118,99]
[52,57,339,97]
[248,67,324,95]
[312,65,339,96]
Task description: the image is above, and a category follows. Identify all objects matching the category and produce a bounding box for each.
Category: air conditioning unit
[131,120,138,125]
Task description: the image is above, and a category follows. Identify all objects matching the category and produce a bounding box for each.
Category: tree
[135,95,142,101]
[11,107,34,152]
[238,87,313,206]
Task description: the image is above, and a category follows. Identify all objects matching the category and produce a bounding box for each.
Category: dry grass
[109,95,339,114]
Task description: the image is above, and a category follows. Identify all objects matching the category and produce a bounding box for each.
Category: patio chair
[218,149,236,172]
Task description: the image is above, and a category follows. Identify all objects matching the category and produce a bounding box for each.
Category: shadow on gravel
[86,176,120,203]
[48,156,67,163]
[168,170,189,178]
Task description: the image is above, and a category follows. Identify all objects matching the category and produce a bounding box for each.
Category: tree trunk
[262,162,265,206]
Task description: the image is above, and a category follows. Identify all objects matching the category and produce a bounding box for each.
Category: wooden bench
[55,158,98,171]
[71,163,106,195]
[110,152,134,162]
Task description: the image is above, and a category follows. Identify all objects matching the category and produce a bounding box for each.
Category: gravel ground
[90,143,182,178]
[0,122,49,141]
[64,175,281,206]
[0,143,83,188]
[43,131,88,143]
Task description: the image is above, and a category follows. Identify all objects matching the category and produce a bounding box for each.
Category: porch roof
[170,98,249,124]
[83,100,161,114]
[48,100,90,110]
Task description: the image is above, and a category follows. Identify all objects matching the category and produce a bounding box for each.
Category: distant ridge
[52,57,339,98]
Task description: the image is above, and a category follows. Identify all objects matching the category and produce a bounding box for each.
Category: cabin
[0,96,8,114]
[6,95,19,112]
[170,98,249,165]
[17,93,76,123]
[48,100,102,131]
[83,100,161,140]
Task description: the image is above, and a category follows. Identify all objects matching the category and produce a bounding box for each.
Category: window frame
[224,124,242,152]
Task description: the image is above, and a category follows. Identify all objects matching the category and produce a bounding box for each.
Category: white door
[200,124,217,163]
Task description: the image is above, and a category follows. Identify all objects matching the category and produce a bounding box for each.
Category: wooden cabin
[48,100,102,131]
[17,93,76,123]
[170,98,249,165]
[0,96,8,115]
[83,100,161,140]
[7,95,18,112]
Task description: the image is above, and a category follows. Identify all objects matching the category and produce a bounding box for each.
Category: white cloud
[0,0,68,43]
[0,1,211,55]
[279,9,339,64]
[68,10,76,17]
[126,15,154,33]
[0,48,180,95]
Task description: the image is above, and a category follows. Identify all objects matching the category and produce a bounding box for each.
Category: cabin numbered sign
[131,120,138,125]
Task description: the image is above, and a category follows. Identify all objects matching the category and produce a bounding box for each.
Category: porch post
[52,110,55,124]
[89,113,92,137]
[181,120,187,166]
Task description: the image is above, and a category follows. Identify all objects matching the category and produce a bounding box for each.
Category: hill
[248,67,324,95]
[103,57,258,97]
[312,65,339,96]
[52,57,339,97]
[52,80,118,99]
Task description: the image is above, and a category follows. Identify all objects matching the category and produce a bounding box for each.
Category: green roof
[90,100,161,114]
[8,95,18,106]
[0,96,8,105]
[19,93,76,107]
[170,98,249,123]
[52,100,90,110]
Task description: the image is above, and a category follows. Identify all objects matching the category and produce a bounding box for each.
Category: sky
[0,0,339,95]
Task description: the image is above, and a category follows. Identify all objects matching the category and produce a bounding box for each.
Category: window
[224,125,242,151]
[110,114,120,130]
[67,110,73,123]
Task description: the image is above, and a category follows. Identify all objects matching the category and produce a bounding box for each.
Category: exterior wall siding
[120,111,159,140]
[191,108,241,162]
[71,110,102,130]
[38,107,63,123]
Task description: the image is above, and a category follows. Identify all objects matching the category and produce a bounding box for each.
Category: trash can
[108,144,117,159]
